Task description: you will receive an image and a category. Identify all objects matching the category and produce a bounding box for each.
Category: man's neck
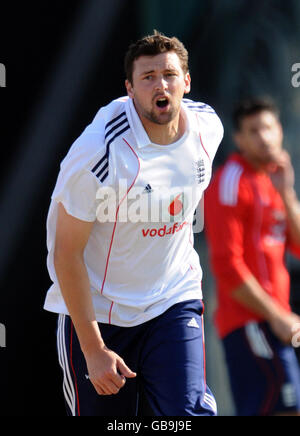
[141,111,186,145]
[239,152,268,174]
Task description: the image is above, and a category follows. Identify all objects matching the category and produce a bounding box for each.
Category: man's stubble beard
[138,99,180,126]
[147,110,175,125]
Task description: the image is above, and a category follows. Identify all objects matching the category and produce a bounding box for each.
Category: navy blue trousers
[56,299,217,416]
[223,321,300,416]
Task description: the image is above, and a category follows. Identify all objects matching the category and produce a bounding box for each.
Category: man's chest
[111,134,211,225]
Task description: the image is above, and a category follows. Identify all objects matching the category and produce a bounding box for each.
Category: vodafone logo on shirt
[160,192,187,223]
[168,193,183,216]
[142,221,189,238]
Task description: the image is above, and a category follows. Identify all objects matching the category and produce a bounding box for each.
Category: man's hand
[268,150,295,197]
[269,311,300,345]
[84,346,137,396]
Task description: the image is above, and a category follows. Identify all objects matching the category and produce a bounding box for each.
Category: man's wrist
[78,320,106,356]
[265,302,289,324]
[281,188,298,208]
[81,339,106,357]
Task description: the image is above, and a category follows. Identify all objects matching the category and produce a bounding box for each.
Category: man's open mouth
[156,97,169,108]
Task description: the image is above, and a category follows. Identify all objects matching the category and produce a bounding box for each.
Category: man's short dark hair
[124,30,189,84]
[233,97,280,131]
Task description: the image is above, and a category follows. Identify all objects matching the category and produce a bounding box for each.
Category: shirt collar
[231,152,266,175]
[125,97,192,149]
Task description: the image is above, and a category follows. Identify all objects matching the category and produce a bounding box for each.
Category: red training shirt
[205,153,300,338]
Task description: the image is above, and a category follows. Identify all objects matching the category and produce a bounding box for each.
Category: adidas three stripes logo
[92,112,130,183]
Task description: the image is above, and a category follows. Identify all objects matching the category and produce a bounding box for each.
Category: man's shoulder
[182,98,216,115]
[183,98,224,150]
[62,97,130,167]
[182,98,222,125]
[218,154,253,187]
[208,154,253,207]
[90,96,129,132]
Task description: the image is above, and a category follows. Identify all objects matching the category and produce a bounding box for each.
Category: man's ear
[125,79,134,98]
[184,72,191,95]
[233,131,243,152]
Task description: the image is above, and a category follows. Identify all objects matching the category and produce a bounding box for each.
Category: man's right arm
[54,202,136,395]
[232,276,300,344]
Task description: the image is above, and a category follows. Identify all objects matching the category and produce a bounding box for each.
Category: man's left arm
[270,150,300,246]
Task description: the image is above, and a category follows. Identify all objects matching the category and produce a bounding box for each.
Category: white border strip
[57,314,76,416]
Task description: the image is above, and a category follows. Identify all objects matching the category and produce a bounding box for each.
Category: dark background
[0,1,139,416]
[1,0,300,416]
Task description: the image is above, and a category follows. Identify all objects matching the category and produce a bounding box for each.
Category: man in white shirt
[45,31,223,416]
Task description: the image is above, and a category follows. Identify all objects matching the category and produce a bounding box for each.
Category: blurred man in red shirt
[205,97,300,416]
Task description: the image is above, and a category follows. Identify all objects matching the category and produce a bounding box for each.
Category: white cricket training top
[44,96,223,326]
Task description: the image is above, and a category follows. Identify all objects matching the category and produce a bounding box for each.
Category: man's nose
[258,129,273,144]
[155,76,168,91]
